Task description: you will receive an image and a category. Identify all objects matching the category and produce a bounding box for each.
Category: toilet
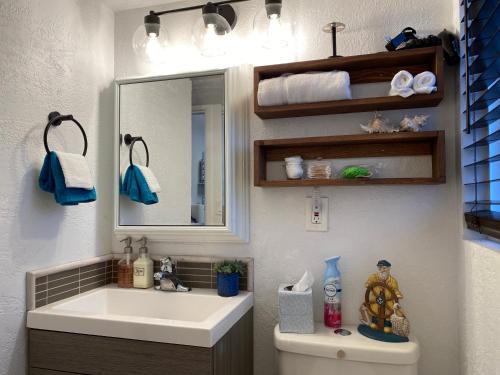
[275,324,420,375]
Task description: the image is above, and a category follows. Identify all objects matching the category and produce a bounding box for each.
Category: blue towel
[120,165,159,205]
[39,152,96,206]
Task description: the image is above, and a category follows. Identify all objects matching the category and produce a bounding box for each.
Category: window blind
[462,0,500,239]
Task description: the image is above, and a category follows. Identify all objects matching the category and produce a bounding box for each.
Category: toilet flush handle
[337,349,346,359]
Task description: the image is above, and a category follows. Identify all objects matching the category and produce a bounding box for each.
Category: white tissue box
[278,284,314,334]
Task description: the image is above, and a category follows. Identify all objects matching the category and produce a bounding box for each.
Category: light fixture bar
[152,0,250,17]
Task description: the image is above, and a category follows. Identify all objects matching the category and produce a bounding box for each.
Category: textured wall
[460,241,500,375]
[0,1,114,373]
[114,1,461,375]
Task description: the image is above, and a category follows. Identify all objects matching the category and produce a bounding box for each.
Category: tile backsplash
[33,260,113,308]
[111,258,249,291]
[27,254,253,310]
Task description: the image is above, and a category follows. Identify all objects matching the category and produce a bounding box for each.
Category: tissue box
[278,283,314,334]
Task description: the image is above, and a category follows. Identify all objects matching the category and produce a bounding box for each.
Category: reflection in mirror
[119,74,225,227]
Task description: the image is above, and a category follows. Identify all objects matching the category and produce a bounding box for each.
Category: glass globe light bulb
[253,6,293,50]
[265,13,288,49]
[132,23,168,64]
[192,16,231,58]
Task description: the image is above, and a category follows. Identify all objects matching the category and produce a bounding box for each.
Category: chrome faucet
[154,257,191,292]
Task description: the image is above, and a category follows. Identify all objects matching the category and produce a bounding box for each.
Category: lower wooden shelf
[259,177,443,187]
[254,131,446,187]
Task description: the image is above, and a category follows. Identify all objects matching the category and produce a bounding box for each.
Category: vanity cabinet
[29,309,253,375]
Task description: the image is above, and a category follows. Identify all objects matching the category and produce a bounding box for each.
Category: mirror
[118,73,225,226]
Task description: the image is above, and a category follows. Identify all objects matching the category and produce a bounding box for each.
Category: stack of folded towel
[120,165,161,205]
[39,151,96,205]
[257,70,352,106]
[389,70,437,98]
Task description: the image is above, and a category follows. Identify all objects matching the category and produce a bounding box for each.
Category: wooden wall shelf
[254,131,446,187]
[254,47,444,119]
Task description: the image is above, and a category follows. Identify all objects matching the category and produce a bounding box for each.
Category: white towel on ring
[136,165,161,193]
[413,71,437,94]
[285,71,352,104]
[389,70,415,98]
[54,151,94,190]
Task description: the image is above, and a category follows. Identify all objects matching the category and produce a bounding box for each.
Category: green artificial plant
[214,260,247,276]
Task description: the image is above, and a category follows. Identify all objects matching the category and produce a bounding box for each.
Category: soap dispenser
[118,237,136,288]
[133,237,153,289]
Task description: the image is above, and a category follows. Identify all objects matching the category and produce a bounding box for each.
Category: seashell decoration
[398,115,429,132]
[360,112,394,134]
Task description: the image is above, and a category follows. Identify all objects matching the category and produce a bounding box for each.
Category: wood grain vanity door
[29,329,213,375]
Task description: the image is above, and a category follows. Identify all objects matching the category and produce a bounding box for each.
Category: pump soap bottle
[324,256,342,328]
[133,237,153,289]
[118,237,136,288]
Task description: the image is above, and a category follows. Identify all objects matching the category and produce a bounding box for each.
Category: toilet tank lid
[274,324,420,365]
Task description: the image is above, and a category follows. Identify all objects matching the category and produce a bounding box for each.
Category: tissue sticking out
[292,270,314,292]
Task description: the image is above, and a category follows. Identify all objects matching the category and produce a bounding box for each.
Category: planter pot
[217,272,239,297]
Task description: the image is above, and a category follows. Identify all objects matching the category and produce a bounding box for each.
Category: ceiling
[101,0,182,12]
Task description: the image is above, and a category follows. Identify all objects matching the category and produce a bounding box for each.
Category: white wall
[0,0,114,373]
[460,241,500,375]
[119,78,192,225]
[114,1,461,375]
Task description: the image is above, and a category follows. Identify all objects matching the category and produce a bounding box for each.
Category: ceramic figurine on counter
[398,114,429,132]
[360,112,394,134]
[358,260,410,342]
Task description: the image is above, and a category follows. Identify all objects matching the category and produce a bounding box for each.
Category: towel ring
[124,134,149,167]
[43,111,88,156]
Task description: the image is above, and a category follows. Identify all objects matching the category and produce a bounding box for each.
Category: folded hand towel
[413,71,437,94]
[257,71,352,106]
[257,75,287,106]
[136,165,161,193]
[285,71,352,104]
[39,152,96,206]
[389,70,415,98]
[121,165,158,205]
[54,151,94,190]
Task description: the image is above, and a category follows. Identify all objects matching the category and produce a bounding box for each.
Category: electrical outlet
[305,197,329,232]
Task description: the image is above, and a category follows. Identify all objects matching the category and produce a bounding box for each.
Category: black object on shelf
[323,22,345,58]
[124,134,150,167]
[43,111,88,156]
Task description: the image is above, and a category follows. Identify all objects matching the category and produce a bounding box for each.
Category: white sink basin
[27,285,253,347]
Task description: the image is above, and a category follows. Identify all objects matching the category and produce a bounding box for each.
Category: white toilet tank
[275,324,419,375]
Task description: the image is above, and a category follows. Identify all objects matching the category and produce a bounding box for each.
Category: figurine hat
[377,260,392,267]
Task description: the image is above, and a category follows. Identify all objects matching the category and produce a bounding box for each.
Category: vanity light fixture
[253,0,293,49]
[133,0,249,62]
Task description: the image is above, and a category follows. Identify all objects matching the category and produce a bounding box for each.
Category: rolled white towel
[413,71,437,94]
[285,71,352,104]
[389,70,415,98]
[54,151,94,190]
[257,75,287,106]
[136,165,161,193]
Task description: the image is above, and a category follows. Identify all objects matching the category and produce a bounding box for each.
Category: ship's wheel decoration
[358,260,410,343]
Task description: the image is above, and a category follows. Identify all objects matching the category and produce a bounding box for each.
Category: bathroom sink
[27,285,253,347]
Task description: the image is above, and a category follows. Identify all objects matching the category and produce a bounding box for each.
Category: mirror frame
[113,67,250,243]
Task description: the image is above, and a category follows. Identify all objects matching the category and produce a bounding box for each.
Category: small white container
[285,156,304,179]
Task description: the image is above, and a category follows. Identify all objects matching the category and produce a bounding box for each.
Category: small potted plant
[214,260,246,297]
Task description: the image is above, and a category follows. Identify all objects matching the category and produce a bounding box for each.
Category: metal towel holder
[43,111,88,156]
[124,134,150,167]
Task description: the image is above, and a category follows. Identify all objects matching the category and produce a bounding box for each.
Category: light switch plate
[305,197,329,232]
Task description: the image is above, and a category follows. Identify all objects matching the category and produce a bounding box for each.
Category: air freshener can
[324,256,341,328]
